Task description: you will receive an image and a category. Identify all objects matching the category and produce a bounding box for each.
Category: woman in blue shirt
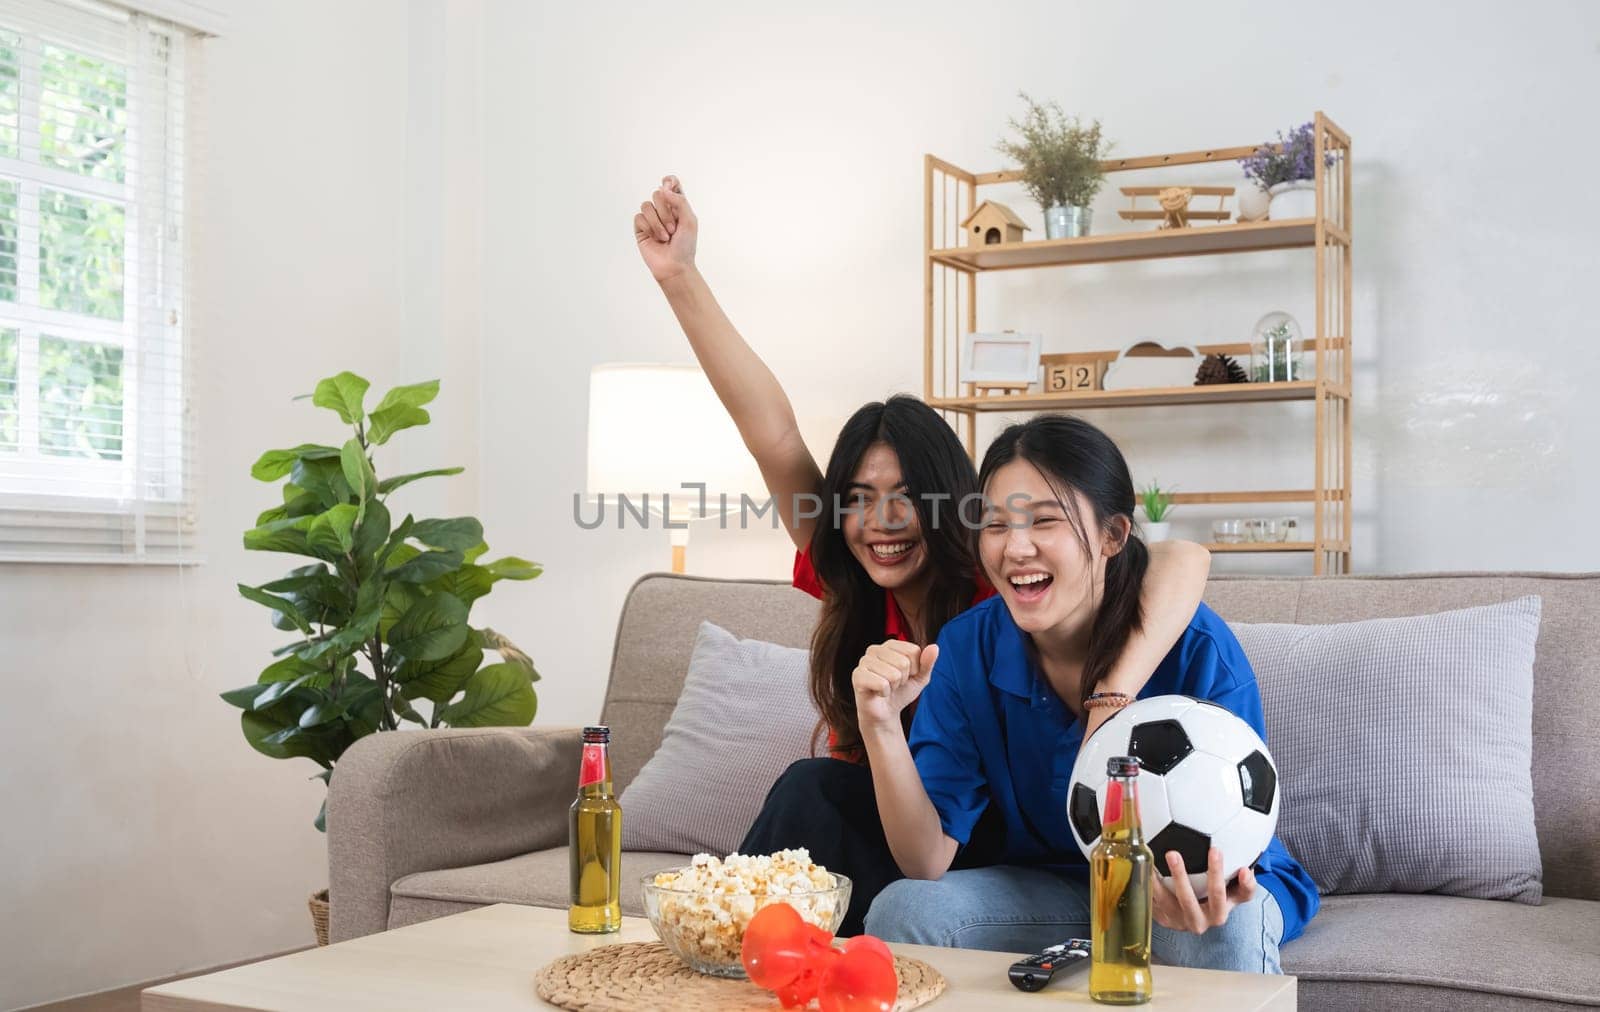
[852,414,1319,973]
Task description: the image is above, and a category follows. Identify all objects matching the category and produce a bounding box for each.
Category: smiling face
[842,441,928,591]
[979,457,1128,636]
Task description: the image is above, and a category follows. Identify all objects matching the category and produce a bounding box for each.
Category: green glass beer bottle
[1090,755,1154,1004]
[568,725,622,933]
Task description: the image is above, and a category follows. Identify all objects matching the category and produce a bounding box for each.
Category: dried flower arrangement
[1239,122,1335,190]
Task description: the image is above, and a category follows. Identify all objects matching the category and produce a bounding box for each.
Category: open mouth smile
[1007,570,1053,603]
[868,541,917,566]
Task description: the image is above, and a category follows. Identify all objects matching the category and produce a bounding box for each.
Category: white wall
[472,0,1600,742]
[0,1,483,1007]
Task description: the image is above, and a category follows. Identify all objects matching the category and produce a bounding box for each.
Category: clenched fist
[634,174,698,284]
[852,639,940,734]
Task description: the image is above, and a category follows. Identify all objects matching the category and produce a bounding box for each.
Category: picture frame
[961,331,1042,386]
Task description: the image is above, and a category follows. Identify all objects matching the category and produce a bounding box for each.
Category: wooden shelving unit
[925,112,1352,574]
[929,218,1321,271]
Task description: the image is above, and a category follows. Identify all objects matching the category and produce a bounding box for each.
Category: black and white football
[1068,694,1279,897]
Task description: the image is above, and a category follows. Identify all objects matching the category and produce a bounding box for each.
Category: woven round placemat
[535,941,946,1012]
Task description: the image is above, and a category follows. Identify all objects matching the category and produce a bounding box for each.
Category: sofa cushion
[388,847,690,930]
[619,620,818,856]
[601,576,819,795]
[1204,571,1600,902]
[1284,893,1600,1009]
[1231,596,1543,903]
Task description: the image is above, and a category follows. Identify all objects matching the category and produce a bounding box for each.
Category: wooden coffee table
[143,903,1295,1010]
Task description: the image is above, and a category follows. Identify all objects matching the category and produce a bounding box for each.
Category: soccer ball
[1067,695,1279,897]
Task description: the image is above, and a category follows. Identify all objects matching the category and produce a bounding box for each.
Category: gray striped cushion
[619,620,818,856]
[1230,596,1543,903]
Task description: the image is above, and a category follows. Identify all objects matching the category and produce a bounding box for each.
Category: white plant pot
[1236,185,1269,222]
[1267,180,1316,220]
[1142,521,1172,543]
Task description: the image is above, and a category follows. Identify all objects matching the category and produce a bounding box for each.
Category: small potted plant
[1238,121,1330,220]
[996,92,1109,238]
[1139,481,1174,543]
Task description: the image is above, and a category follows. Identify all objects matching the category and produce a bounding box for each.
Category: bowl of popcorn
[642,849,851,977]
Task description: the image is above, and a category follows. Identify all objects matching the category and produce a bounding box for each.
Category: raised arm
[1087,539,1212,736]
[635,175,823,550]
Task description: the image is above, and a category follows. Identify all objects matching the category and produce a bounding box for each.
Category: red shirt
[793,544,996,760]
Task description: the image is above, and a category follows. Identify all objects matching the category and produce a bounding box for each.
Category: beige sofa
[327,571,1600,1010]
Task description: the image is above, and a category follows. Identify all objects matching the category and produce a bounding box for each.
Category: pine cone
[1196,353,1248,385]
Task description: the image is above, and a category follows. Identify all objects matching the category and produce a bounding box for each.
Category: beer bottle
[568,725,622,933]
[1090,755,1154,1004]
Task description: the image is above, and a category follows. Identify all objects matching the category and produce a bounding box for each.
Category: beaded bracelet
[1084,691,1133,711]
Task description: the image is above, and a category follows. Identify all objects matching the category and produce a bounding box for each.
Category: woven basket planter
[309,889,330,946]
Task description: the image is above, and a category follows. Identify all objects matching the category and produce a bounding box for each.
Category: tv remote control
[1007,938,1091,991]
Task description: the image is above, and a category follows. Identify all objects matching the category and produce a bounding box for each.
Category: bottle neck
[578,741,614,797]
[1102,774,1144,843]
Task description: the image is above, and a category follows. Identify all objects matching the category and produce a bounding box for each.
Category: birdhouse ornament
[961,200,1030,246]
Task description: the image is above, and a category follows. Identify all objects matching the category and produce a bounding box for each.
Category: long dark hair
[809,395,980,756]
[977,414,1149,712]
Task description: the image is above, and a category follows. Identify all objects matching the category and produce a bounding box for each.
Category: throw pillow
[619,620,819,856]
[1230,595,1543,903]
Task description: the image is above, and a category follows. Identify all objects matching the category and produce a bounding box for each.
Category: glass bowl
[640,870,852,977]
[1212,519,1245,544]
[1245,518,1282,542]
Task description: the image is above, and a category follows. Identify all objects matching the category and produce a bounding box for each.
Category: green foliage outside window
[0,328,16,451]
[0,32,18,159]
[39,335,121,459]
[40,43,126,183]
[0,179,16,303]
[40,188,124,320]
[0,38,132,460]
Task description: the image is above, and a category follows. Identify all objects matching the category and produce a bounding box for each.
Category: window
[0,0,195,562]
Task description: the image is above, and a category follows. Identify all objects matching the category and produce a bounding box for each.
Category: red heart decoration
[741,903,809,990]
[741,904,898,1012]
[818,943,899,1012]
[842,935,895,973]
[773,966,820,1008]
[805,922,835,954]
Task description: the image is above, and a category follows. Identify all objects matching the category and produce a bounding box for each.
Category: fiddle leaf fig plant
[223,371,543,830]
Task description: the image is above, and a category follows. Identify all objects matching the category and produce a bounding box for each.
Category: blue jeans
[863,865,1284,974]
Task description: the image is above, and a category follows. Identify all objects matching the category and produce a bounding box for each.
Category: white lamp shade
[586,364,765,510]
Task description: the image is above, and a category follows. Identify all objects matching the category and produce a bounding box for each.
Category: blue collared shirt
[908,595,1320,943]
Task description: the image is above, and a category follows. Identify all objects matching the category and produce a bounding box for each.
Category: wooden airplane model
[1118,185,1235,229]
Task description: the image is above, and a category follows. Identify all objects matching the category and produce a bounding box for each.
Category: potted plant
[1139,481,1175,542]
[1238,121,1330,220]
[996,92,1109,238]
[222,371,543,944]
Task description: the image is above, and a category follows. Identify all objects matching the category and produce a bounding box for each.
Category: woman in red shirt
[636,176,1210,933]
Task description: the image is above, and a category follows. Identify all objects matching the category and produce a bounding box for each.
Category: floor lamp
[585,364,762,573]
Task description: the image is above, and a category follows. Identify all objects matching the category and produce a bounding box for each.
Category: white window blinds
[0,0,198,563]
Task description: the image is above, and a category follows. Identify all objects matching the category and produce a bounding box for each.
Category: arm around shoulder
[1098,539,1211,695]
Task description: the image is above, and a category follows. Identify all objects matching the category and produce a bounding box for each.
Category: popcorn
[649,849,840,969]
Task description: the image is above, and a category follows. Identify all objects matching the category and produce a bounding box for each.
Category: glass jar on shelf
[1244,518,1282,542]
[1212,519,1245,544]
[1251,311,1305,383]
